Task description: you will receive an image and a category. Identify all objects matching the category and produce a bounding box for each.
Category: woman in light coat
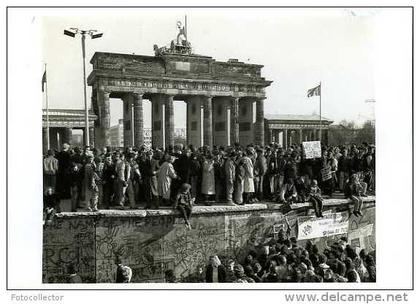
[157,155,178,206]
[242,151,255,204]
[201,154,215,205]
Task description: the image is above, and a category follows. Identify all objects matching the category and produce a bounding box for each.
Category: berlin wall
[43,200,375,283]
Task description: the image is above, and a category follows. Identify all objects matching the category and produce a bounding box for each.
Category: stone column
[42,128,48,153]
[151,94,164,148]
[283,129,288,148]
[49,128,58,151]
[133,93,144,147]
[123,94,133,147]
[324,129,329,145]
[165,95,174,148]
[230,97,239,145]
[267,128,273,145]
[255,98,265,146]
[89,126,95,147]
[299,129,303,144]
[62,127,72,145]
[203,96,213,147]
[98,90,111,148]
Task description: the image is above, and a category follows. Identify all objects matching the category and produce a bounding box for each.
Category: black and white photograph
[5,3,416,302]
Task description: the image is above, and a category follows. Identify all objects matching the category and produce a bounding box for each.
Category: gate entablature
[88,52,270,98]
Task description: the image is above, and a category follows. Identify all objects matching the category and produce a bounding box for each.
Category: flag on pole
[42,70,47,92]
[307,84,321,97]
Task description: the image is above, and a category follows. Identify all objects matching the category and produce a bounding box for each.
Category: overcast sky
[42,8,377,128]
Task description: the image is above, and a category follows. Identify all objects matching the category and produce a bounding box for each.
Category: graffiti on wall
[43,218,96,283]
[42,204,375,283]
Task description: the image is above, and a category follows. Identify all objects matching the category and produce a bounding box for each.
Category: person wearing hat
[242,149,255,204]
[254,147,267,201]
[157,155,178,206]
[224,150,237,206]
[112,152,127,209]
[174,183,194,229]
[82,153,99,211]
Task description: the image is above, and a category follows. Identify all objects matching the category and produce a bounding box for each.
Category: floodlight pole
[81,31,89,147]
[319,81,322,143]
[64,28,103,147]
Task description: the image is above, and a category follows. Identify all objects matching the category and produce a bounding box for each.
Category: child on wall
[308,179,324,218]
[174,183,194,230]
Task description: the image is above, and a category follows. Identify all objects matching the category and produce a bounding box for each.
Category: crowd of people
[44,141,375,283]
[43,141,375,226]
[63,223,376,284]
[71,227,375,283]
[178,230,376,283]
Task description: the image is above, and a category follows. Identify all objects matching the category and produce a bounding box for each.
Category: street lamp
[64,27,103,147]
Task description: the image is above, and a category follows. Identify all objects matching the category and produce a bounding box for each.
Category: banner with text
[302,141,322,159]
[298,212,349,240]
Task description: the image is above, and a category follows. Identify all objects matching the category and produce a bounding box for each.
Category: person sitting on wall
[278,178,298,204]
[174,183,194,230]
[344,173,367,217]
[295,175,310,204]
[43,186,61,226]
[308,179,324,218]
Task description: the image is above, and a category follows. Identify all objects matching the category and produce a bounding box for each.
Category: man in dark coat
[55,143,72,199]
[254,148,267,200]
[101,154,116,209]
[138,150,159,209]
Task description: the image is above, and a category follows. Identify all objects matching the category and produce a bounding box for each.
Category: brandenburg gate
[87,23,272,149]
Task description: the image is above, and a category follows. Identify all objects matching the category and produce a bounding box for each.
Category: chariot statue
[154,19,192,56]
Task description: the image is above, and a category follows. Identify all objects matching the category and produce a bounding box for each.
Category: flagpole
[45,63,50,150]
[319,81,322,143]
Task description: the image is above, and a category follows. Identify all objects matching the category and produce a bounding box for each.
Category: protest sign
[302,141,322,159]
[298,212,349,240]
